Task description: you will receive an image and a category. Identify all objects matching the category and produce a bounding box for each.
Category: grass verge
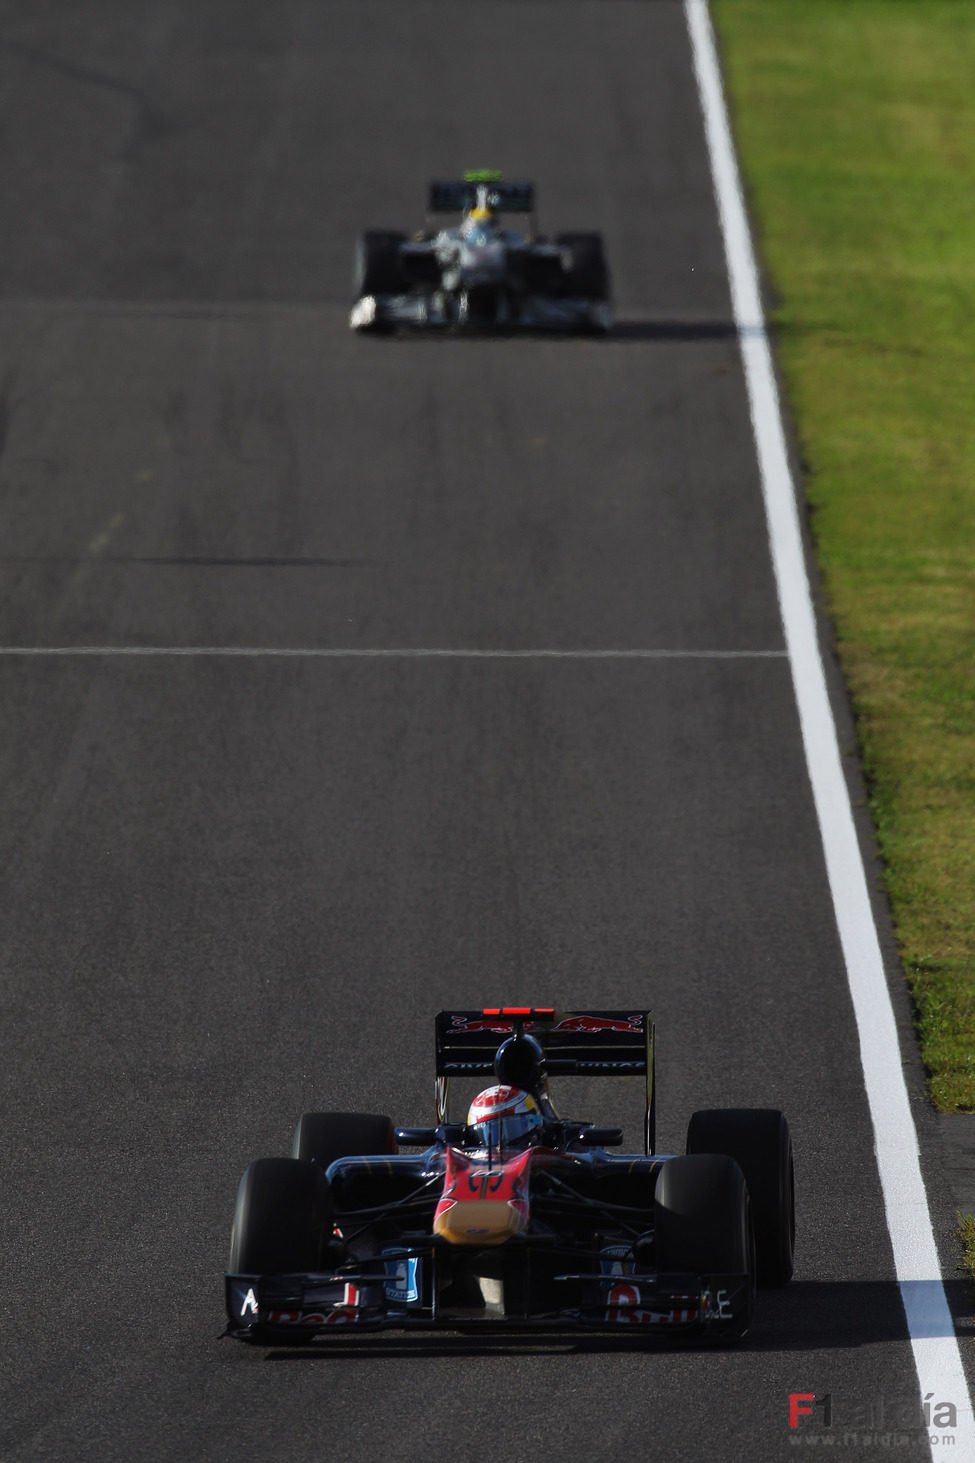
[710,0,975,1112]
[960,1214,975,1283]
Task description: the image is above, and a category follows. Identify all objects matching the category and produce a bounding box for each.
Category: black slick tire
[228,1156,332,1274]
[686,1108,795,1287]
[292,1111,397,1167]
[654,1153,755,1340]
[555,231,611,301]
[354,231,405,298]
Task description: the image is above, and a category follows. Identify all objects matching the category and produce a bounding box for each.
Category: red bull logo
[553,1015,643,1034]
[450,1012,643,1035]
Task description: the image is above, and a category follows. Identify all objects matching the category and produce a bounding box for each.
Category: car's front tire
[229,1156,332,1275]
[354,230,406,298]
[556,231,611,301]
[686,1108,795,1287]
[654,1153,755,1339]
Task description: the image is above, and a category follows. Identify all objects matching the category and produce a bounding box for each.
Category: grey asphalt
[0,3,971,1460]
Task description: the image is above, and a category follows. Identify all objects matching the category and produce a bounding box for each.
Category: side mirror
[394,1127,438,1146]
[574,1126,624,1148]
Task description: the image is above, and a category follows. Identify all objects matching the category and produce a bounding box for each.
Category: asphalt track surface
[1,3,972,1460]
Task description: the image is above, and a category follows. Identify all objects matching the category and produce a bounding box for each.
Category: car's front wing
[349,292,612,334]
[224,1243,749,1342]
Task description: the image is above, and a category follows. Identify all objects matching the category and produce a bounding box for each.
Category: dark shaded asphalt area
[0,4,970,1460]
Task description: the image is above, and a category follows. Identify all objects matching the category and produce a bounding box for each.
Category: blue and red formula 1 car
[224,1008,794,1344]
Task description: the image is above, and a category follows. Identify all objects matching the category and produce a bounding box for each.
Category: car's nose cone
[458,239,506,284]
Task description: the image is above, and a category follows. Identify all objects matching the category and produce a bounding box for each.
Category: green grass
[710,0,975,1110]
[960,1213,975,1283]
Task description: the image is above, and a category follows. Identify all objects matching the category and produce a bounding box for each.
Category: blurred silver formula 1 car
[350,171,612,333]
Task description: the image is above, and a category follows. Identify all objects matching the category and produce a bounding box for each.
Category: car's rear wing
[435,1008,656,1152]
[428,180,535,214]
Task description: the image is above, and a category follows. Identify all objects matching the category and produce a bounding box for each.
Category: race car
[224,1007,795,1344]
[349,171,612,333]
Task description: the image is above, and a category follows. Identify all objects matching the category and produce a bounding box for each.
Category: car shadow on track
[361,317,739,344]
[741,1279,975,1354]
[248,1281,975,1360]
[610,318,739,342]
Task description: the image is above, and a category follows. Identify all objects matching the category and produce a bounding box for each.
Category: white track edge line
[685,0,974,1446]
[0,646,787,659]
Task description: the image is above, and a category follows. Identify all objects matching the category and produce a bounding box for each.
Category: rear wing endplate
[435,1008,656,1152]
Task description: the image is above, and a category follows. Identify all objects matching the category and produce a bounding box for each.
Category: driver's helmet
[466,1085,542,1151]
[461,204,497,242]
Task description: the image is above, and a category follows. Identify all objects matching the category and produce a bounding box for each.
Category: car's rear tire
[229,1156,332,1274]
[654,1153,755,1339]
[354,230,406,297]
[556,231,611,301]
[292,1111,397,1167]
[686,1108,794,1287]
